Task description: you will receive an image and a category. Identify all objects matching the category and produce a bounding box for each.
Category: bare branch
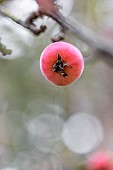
[0,0,113,63]
[0,8,47,35]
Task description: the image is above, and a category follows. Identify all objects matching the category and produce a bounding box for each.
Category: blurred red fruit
[40,42,84,86]
[87,152,113,170]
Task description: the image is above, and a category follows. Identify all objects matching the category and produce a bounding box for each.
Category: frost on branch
[0,38,12,56]
[0,0,113,62]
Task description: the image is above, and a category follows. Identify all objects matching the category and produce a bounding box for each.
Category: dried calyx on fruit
[53,53,72,77]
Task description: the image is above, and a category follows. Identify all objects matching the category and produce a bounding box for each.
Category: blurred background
[0,0,113,169]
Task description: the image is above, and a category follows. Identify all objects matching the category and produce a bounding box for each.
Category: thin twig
[0,8,47,35]
[0,4,113,61]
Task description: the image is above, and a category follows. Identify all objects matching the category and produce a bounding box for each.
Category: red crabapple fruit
[87,152,113,170]
[40,42,84,86]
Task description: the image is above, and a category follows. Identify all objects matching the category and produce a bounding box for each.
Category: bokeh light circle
[62,112,104,154]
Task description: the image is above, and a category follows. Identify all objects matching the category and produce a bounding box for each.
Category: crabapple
[87,152,113,170]
[40,42,84,86]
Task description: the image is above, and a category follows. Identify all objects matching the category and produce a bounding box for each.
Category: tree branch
[0,8,47,35]
[0,1,113,63]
